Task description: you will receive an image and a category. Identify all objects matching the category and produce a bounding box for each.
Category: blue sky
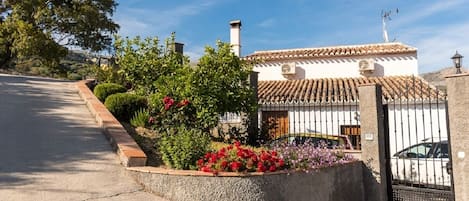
[114,0,469,73]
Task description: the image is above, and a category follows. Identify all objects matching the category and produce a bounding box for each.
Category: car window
[399,143,433,158]
[433,143,449,158]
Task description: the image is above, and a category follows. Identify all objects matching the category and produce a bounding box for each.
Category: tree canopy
[112,35,256,132]
[0,0,119,73]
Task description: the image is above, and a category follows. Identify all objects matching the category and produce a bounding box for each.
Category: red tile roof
[258,76,443,104]
[246,42,417,62]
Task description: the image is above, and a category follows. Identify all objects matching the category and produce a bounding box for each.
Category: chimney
[172,42,184,54]
[230,20,241,57]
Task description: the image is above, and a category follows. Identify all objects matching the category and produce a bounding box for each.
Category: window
[341,125,361,150]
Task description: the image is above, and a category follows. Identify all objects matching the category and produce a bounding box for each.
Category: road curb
[76,80,147,167]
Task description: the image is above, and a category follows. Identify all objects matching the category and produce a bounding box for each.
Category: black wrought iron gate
[383,78,454,201]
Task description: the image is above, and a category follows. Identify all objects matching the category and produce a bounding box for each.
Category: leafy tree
[114,35,256,133]
[190,41,257,130]
[0,0,119,74]
[114,34,188,95]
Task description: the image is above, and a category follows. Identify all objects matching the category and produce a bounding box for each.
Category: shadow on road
[0,74,113,187]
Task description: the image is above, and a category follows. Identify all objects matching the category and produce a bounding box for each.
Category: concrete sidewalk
[0,74,166,201]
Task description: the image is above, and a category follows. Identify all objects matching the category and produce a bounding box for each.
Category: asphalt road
[0,74,166,201]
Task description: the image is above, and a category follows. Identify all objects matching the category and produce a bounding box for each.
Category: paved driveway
[0,74,166,201]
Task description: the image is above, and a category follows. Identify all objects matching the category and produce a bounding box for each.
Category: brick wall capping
[127,160,361,177]
[75,80,147,167]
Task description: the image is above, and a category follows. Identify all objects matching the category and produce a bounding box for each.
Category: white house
[246,42,419,81]
[227,20,447,155]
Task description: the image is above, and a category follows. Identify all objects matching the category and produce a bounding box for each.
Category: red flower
[269,165,277,172]
[163,96,175,110]
[230,161,242,172]
[177,99,190,107]
[279,159,285,167]
[257,163,266,172]
[163,96,172,104]
[237,150,245,158]
[271,151,278,157]
[197,159,204,167]
[209,154,218,163]
[221,160,228,169]
[251,155,258,162]
[219,147,226,153]
[260,152,270,161]
[234,141,241,148]
[227,145,233,150]
[201,166,212,173]
[217,151,226,158]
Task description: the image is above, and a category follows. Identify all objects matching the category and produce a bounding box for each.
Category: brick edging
[76,80,147,167]
[126,160,362,177]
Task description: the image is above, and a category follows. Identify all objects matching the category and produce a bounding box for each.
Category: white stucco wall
[259,104,360,135]
[260,101,447,156]
[387,103,448,156]
[254,53,418,81]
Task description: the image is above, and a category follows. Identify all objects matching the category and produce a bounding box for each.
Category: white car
[391,138,451,189]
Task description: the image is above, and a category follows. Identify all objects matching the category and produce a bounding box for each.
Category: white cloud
[115,18,151,37]
[394,0,466,28]
[185,45,206,63]
[404,22,469,73]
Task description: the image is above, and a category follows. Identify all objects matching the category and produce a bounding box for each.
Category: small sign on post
[365,133,374,141]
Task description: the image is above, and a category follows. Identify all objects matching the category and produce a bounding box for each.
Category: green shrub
[159,126,211,170]
[67,73,82,80]
[93,83,127,102]
[104,93,147,121]
[130,108,150,127]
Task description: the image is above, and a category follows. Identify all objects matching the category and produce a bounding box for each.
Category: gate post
[358,84,388,201]
[446,74,469,201]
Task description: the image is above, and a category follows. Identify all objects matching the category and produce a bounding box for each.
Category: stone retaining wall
[128,161,364,201]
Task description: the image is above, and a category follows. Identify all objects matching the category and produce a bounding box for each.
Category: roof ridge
[252,42,416,54]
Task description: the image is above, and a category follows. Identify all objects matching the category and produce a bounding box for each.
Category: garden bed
[128,161,365,201]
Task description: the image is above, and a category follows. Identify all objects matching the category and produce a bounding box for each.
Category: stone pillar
[247,71,259,145]
[358,84,388,201]
[445,73,469,201]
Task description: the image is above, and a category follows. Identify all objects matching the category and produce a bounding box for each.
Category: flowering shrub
[148,95,196,133]
[273,141,355,172]
[197,141,285,174]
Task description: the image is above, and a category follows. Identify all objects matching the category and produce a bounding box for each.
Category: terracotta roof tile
[258,76,443,104]
[246,42,417,62]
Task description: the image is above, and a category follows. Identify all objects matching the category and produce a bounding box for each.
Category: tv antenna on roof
[382,8,398,43]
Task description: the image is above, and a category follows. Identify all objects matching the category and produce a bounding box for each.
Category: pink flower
[163,96,174,110]
[148,117,155,124]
